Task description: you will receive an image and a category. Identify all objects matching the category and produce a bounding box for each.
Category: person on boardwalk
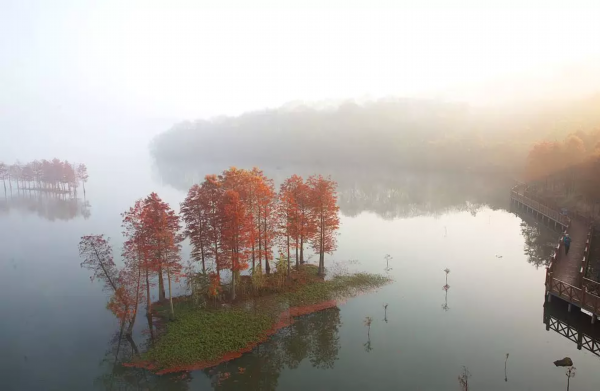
[563,233,572,255]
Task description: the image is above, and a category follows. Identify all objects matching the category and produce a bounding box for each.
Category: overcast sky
[2,0,600,161]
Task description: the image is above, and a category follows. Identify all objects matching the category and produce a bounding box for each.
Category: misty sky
[2,0,600,161]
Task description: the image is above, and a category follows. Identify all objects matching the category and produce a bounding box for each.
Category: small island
[131,265,390,373]
[78,167,391,374]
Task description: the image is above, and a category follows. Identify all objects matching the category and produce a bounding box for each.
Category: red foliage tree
[278,179,300,274]
[307,175,340,275]
[79,234,120,293]
[122,199,150,327]
[278,174,315,269]
[80,233,146,332]
[121,200,154,316]
[221,167,277,275]
[141,192,182,318]
[181,184,210,274]
[256,173,276,275]
[220,189,252,300]
[202,174,225,277]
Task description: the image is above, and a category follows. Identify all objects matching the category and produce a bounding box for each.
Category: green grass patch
[137,270,391,371]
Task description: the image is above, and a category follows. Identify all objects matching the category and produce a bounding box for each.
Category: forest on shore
[151,95,600,219]
[523,129,600,215]
[151,95,600,175]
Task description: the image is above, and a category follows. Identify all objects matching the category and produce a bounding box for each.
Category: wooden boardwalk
[552,216,588,286]
[511,185,599,322]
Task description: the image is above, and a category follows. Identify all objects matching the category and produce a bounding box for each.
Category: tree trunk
[126,334,140,356]
[251,242,255,274]
[319,215,325,275]
[145,267,151,316]
[258,208,263,273]
[231,249,237,301]
[167,267,174,319]
[214,241,220,278]
[300,236,304,264]
[295,238,299,270]
[127,264,143,335]
[158,266,166,302]
[146,313,155,345]
[264,215,270,275]
[287,234,291,278]
[200,245,206,275]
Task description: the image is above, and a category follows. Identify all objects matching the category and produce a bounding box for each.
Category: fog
[2,0,600,167]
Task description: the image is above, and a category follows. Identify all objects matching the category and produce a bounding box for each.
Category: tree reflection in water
[204,307,341,390]
[95,323,192,391]
[153,162,514,220]
[516,206,563,269]
[95,307,341,390]
[0,191,90,221]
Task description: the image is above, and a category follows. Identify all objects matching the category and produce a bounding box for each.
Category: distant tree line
[151,96,600,176]
[524,129,600,213]
[79,166,340,330]
[0,159,88,194]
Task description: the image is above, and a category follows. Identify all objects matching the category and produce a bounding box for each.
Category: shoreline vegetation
[127,265,391,374]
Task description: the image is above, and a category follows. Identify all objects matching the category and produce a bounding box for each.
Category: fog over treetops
[151,93,600,175]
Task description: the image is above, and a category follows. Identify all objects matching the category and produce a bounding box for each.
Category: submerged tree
[77,163,89,193]
[0,158,88,194]
[458,366,472,391]
[565,366,576,391]
[364,316,373,338]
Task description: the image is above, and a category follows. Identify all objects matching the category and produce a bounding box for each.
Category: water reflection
[514,205,563,268]
[95,326,191,391]
[543,298,600,357]
[203,307,341,390]
[153,161,513,219]
[0,191,90,221]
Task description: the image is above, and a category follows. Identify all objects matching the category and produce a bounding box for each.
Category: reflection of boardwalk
[511,185,600,320]
[544,299,600,356]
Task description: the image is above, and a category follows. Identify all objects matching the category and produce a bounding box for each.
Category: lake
[2,156,599,391]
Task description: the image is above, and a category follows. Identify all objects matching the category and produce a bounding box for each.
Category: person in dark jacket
[563,234,572,255]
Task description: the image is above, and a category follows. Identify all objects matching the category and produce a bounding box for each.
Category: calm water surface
[2,160,599,391]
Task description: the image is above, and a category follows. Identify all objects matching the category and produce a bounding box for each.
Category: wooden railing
[514,183,600,317]
[510,189,570,227]
[547,277,600,316]
[579,226,594,284]
[583,278,600,297]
